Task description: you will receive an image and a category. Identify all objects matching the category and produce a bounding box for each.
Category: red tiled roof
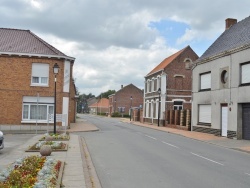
[146,46,188,76]
[0,28,67,57]
[89,98,109,108]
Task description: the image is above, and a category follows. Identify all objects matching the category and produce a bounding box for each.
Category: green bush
[111,112,121,117]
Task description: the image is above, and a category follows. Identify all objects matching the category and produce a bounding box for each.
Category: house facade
[0,28,76,127]
[192,17,250,140]
[108,84,143,115]
[89,98,109,115]
[144,46,198,125]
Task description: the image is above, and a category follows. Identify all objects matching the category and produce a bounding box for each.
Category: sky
[1,0,250,96]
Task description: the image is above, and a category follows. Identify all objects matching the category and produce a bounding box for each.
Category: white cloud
[1,0,250,95]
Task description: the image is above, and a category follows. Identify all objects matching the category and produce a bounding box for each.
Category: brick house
[192,17,250,139]
[143,46,198,126]
[89,98,109,115]
[108,84,143,116]
[0,28,77,128]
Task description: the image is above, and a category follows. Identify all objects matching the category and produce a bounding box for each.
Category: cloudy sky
[1,0,250,96]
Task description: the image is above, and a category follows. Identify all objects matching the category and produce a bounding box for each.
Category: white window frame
[31,63,49,86]
[157,76,161,90]
[145,101,149,118]
[151,77,155,92]
[200,72,211,91]
[147,80,150,93]
[22,104,54,123]
[173,101,183,110]
[241,62,250,85]
[198,104,211,124]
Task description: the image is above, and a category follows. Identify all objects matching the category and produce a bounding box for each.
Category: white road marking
[191,152,224,166]
[145,135,157,140]
[161,141,179,149]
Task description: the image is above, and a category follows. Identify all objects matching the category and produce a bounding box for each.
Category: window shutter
[242,63,250,84]
[200,73,211,90]
[32,63,49,77]
[199,105,211,123]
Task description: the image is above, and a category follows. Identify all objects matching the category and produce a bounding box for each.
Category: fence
[165,109,191,130]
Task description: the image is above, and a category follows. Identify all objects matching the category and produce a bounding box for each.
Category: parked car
[0,131,3,150]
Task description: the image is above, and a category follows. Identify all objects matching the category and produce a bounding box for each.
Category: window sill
[197,123,211,127]
[239,83,250,87]
[30,84,49,87]
[21,120,53,124]
[199,89,211,92]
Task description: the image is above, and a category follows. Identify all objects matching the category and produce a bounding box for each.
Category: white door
[221,106,228,137]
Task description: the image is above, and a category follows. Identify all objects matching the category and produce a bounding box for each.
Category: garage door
[242,104,250,140]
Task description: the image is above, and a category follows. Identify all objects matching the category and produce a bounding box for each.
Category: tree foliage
[97,90,116,99]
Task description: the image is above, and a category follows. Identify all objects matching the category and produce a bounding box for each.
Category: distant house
[192,17,250,140]
[89,98,109,115]
[144,46,198,125]
[0,28,77,127]
[108,84,143,115]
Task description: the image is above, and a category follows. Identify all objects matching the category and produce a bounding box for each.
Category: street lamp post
[158,88,161,127]
[130,96,133,121]
[53,63,59,134]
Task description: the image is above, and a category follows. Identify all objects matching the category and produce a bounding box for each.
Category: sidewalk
[0,119,99,188]
[120,118,250,153]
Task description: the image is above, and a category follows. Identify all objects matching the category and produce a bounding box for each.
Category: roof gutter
[145,69,164,78]
[0,51,75,62]
[196,43,250,65]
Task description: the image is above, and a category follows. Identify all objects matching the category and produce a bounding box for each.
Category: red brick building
[144,46,198,125]
[0,28,77,128]
[89,98,109,115]
[108,84,143,115]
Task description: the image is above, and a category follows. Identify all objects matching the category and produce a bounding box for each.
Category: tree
[77,93,95,113]
[97,90,116,99]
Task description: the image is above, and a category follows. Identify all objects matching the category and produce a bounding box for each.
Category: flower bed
[0,155,64,188]
[40,133,70,141]
[26,141,68,152]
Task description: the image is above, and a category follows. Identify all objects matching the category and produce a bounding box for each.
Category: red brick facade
[0,55,76,125]
[109,84,143,115]
[144,46,198,125]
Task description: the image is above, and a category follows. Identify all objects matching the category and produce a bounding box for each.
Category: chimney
[225,18,237,30]
[121,85,123,89]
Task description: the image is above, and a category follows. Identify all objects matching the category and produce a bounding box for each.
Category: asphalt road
[76,114,250,188]
[0,134,35,171]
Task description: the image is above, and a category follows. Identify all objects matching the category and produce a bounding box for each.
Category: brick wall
[112,84,143,114]
[165,47,198,110]
[0,55,67,125]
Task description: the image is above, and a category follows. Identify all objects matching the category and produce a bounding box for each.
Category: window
[147,80,150,93]
[173,101,183,110]
[157,76,161,89]
[221,70,228,84]
[200,72,211,91]
[198,104,211,124]
[22,104,54,121]
[31,63,49,86]
[241,62,250,85]
[151,78,155,92]
[22,96,54,122]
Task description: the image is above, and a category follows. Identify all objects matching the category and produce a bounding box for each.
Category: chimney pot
[225,18,237,30]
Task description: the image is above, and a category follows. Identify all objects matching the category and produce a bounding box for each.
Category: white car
[0,131,3,150]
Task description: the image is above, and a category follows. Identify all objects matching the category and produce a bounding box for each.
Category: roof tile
[198,16,250,62]
[0,28,66,56]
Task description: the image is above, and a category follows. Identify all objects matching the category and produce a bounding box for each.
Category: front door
[242,104,250,140]
[221,105,228,137]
